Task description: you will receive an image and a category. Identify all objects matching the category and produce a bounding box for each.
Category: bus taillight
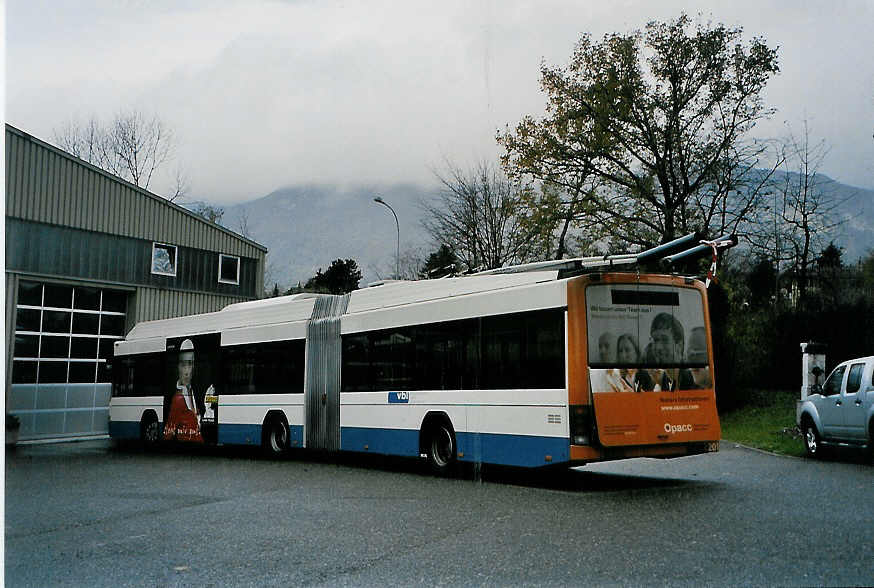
[569,404,594,446]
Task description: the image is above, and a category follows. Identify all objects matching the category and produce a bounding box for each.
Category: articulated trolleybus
[110,234,732,472]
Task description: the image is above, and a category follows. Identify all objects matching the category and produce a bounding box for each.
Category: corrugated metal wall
[5,126,267,276]
[5,124,271,441]
[7,218,260,298]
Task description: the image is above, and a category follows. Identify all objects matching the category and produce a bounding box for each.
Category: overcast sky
[6,0,874,204]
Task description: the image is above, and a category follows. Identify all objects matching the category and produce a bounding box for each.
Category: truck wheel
[803,421,821,458]
[868,419,874,462]
[426,422,457,476]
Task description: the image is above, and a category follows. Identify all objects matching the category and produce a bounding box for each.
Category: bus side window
[223,340,306,395]
[342,333,372,392]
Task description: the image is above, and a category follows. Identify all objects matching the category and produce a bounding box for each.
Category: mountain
[205,174,874,291]
[220,184,433,288]
[765,172,874,263]
[834,180,874,262]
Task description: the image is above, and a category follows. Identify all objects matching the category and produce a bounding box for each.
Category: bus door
[568,276,720,447]
[201,384,218,444]
[304,295,350,451]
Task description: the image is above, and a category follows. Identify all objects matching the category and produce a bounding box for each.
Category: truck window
[846,363,864,394]
[823,366,846,396]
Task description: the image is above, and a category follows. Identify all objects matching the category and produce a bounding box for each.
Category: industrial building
[5,124,268,441]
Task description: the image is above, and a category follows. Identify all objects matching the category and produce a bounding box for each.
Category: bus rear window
[586,284,707,369]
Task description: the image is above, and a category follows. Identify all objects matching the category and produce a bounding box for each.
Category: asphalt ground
[4,440,873,587]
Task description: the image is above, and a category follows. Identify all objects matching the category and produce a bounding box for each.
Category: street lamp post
[373,196,400,279]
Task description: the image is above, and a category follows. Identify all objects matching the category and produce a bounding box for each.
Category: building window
[151,243,177,276]
[12,281,128,386]
[219,254,240,285]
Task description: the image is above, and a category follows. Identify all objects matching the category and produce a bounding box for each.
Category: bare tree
[396,246,427,280]
[423,160,539,272]
[54,117,104,164]
[169,164,188,202]
[238,208,252,239]
[747,121,846,303]
[190,203,225,224]
[107,111,172,189]
[366,246,427,282]
[262,260,282,298]
[54,110,179,195]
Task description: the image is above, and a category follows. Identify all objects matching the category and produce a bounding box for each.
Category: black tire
[426,421,457,476]
[141,412,160,449]
[868,419,874,463]
[262,417,289,457]
[803,419,822,458]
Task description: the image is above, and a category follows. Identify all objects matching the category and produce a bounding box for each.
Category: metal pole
[774,190,779,306]
[373,196,399,279]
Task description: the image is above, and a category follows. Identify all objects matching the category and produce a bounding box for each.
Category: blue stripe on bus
[109,420,141,440]
[217,423,304,447]
[340,427,569,467]
[112,420,567,466]
[456,431,569,468]
[340,427,421,457]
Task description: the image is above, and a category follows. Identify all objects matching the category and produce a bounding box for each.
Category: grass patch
[719,389,805,457]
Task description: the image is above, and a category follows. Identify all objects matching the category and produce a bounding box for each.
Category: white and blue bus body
[109,270,722,470]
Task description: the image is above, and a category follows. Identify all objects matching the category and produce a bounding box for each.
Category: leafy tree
[810,241,844,308]
[861,249,874,292]
[817,242,843,272]
[499,14,780,249]
[514,181,603,259]
[420,244,459,278]
[305,259,362,294]
[746,257,776,308]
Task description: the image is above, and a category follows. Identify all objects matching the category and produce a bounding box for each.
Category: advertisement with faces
[586,285,711,393]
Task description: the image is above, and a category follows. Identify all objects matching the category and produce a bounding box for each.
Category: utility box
[799,342,826,400]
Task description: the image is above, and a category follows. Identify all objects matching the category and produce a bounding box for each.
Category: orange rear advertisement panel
[569,276,720,447]
[591,388,719,446]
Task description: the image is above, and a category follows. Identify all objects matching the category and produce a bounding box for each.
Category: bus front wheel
[262,417,289,457]
[426,422,457,476]
[141,412,160,449]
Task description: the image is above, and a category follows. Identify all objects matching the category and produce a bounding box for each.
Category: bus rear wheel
[426,422,457,476]
[262,417,289,457]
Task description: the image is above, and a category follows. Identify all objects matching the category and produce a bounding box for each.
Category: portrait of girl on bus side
[162,339,205,443]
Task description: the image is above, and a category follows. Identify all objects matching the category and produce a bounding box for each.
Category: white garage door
[10,281,127,441]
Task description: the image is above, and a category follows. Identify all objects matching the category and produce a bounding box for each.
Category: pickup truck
[797,356,874,458]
